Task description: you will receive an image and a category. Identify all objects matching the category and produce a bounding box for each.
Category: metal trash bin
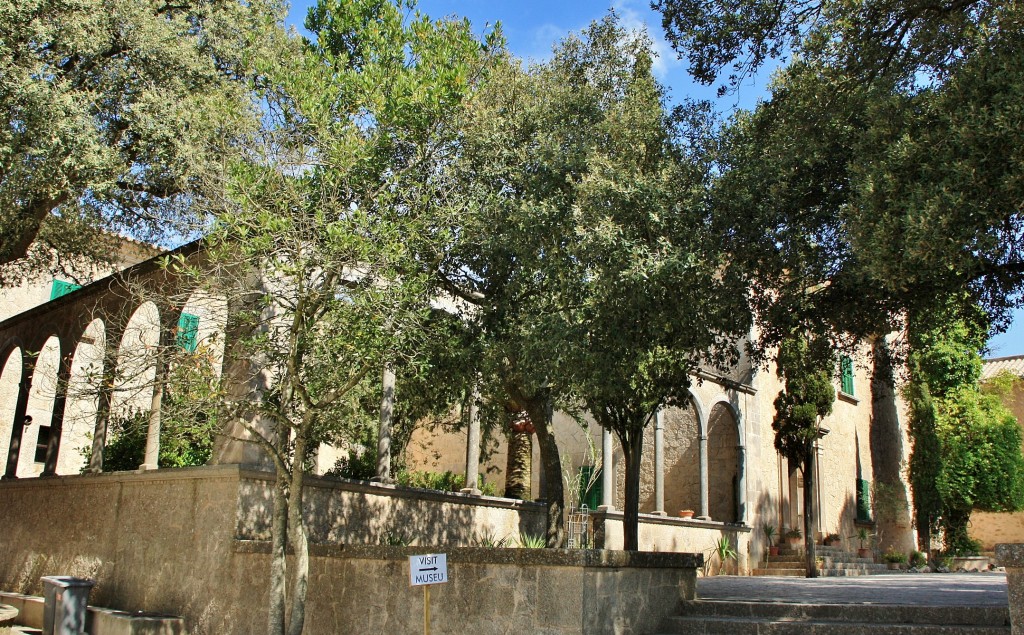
[41,576,94,635]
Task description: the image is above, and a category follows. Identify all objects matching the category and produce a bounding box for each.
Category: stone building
[0,239,917,570]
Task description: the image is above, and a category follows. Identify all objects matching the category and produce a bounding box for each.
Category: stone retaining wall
[591,509,752,573]
[0,466,702,634]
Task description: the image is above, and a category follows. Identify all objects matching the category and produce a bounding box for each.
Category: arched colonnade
[0,243,227,479]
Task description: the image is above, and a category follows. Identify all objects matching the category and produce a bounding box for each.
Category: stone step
[752,568,886,577]
[653,600,1010,634]
[654,614,1010,634]
[762,558,882,568]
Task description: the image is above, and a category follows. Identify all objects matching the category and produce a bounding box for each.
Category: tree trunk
[524,398,564,548]
[620,430,644,552]
[287,434,310,635]
[268,468,288,635]
[803,445,819,578]
[504,428,532,499]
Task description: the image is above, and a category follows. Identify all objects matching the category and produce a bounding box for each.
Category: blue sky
[283,0,1024,359]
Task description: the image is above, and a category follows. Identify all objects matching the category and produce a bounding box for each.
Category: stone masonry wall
[0,466,701,634]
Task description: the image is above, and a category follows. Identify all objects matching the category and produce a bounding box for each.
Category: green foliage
[517,533,547,549]
[656,0,1024,346]
[761,523,777,547]
[934,387,1024,513]
[327,451,378,481]
[908,305,1024,554]
[394,470,496,496]
[0,0,281,281]
[772,334,835,465]
[378,527,414,547]
[882,548,907,564]
[445,11,750,551]
[472,530,513,548]
[909,550,927,568]
[851,527,872,550]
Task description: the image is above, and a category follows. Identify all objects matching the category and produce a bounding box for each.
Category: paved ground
[697,573,1009,606]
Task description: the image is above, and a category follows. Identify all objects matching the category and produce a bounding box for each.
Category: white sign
[409,553,448,586]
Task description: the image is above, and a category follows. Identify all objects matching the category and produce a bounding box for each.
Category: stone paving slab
[697,573,1008,607]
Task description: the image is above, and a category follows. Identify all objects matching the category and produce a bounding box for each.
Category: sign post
[409,553,448,635]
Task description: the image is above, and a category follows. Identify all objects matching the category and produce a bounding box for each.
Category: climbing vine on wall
[908,304,1024,555]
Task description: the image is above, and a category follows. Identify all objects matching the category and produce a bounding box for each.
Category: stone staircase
[753,545,890,577]
[653,599,1011,634]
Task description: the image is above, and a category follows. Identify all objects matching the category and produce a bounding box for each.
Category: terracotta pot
[678,509,695,519]
[769,546,780,557]
[887,562,901,570]
[858,548,872,559]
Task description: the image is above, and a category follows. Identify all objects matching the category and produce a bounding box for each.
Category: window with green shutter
[177,312,200,353]
[840,355,855,395]
[856,478,872,522]
[578,465,602,510]
[50,279,81,300]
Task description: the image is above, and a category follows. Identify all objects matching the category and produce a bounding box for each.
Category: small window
[840,355,855,395]
[856,478,872,522]
[50,279,81,300]
[34,425,51,463]
[177,312,200,353]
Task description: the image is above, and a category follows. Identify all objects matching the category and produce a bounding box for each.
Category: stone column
[375,363,395,482]
[600,426,614,510]
[41,352,74,477]
[737,445,747,525]
[3,358,35,480]
[140,329,174,471]
[461,385,481,495]
[87,371,115,474]
[653,409,666,516]
[699,434,709,519]
[997,544,1024,634]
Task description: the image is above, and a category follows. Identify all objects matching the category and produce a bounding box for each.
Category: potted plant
[883,547,907,570]
[823,532,842,547]
[909,550,927,569]
[762,523,779,556]
[851,527,873,558]
[784,527,802,548]
[678,509,695,519]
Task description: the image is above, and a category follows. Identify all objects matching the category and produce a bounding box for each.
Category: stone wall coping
[238,467,548,513]
[0,463,244,489]
[233,540,703,569]
[590,508,752,532]
[0,465,543,515]
[996,543,1024,567]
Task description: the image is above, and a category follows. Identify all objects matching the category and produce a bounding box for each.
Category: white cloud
[524,23,569,62]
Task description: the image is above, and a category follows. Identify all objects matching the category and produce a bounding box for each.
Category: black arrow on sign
[419,567,438,572]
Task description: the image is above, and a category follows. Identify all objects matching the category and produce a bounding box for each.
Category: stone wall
[591,509,751,573]
[0,466,701,634]
[235,543,697,635]
[237,471,547,546]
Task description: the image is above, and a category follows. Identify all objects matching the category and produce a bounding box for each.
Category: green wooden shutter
[841,355,855,395]
[50,279,81,300]
[579,465,602,510]
[856,478,872,522]
[177,312,200,353]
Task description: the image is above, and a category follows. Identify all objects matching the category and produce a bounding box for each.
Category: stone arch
[59,318,107,475]
[20,335,62,477]
[707,399,741,523]
[111,301,160,416]
[662,399,702,516]
[0,345,23,474]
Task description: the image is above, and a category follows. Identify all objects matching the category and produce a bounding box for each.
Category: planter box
[950,556,990,572]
